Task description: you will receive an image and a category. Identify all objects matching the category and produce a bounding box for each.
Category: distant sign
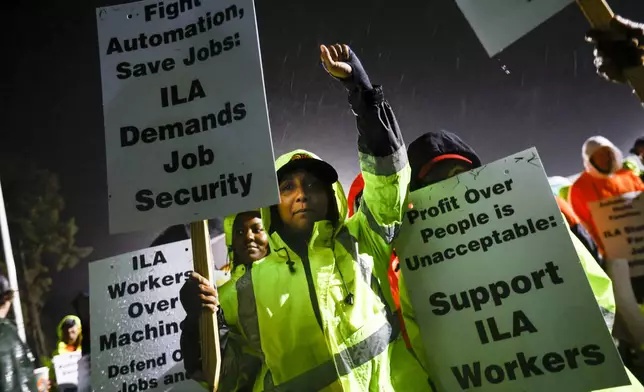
[589,192,644,277]
[89,240,203,392]
[96,0,278,234]
[52,352,90,392]
[455,0,573,56]
[396,148,628,391]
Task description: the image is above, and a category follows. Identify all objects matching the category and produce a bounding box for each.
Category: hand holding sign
[585,16,644,84]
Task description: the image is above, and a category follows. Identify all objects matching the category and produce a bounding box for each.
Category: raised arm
[320,44,410,244]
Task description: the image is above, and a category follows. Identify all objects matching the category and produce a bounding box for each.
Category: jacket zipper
[300,251,324,332]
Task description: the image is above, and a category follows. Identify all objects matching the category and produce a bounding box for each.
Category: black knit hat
[408,130,481,190]
[630,137,644,154]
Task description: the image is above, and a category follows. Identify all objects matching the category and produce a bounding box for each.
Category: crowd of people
[176,18,644,392]
[2,13,644,392]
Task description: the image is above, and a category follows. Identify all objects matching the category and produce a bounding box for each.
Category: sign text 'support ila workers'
[396,148,628,391]
[96,0,278,234]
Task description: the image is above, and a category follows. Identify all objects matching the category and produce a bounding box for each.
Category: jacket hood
[262,150,348,234]
[347,174,364,218]
[582,136,623,177]
[408,130,482,189]
[57,315,81,341]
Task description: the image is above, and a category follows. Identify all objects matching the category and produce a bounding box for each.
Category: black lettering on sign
[116,58,175,80]
[429,262,564,316]
[128,296,180,319]
[183,34,242,67]
[450,344,606,389]
[160,79,206,107]
[144,0,203,22]
[463,179,514,205]
[120,377,159,392]
[107,271,190,299]
[119,102,247,148]
[100,320,179,352]
[108,353,167,379]
[163,371,188,385]
[474,310,538,344]
[164,145,214,173]
[132,250,167,270]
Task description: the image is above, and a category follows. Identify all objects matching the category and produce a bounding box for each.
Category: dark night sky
[2,0,644,344]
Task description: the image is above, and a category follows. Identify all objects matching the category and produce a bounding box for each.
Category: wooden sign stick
[190,220,221,392]
[576,0,644,103]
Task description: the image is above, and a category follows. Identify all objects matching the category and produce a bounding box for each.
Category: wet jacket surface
[215,85,430,391]
[0,318,36,392]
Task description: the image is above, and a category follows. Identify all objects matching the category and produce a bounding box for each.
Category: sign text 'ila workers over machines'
[396,148,629,392]
[96,0,278,234]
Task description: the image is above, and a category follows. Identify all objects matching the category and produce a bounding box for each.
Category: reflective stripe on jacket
[217,85,431,391]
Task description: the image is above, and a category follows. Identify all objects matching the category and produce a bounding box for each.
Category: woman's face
[590,147,615,174]
[277,170,329,233]
[232,214,268,265]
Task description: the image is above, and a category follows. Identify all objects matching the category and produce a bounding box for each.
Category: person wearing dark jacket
[402,130,644,390]
[0,274,37,392]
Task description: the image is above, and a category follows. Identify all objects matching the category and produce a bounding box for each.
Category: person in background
[548,176,601,263]
[181,43,431,391]
[587,16,644,379]
[625,138,644,178]
[403,130,644,390]
[48,316,83,392]
[71,292,90,355]
[0,274,38,392]
[569,136,644,254]
[180,210,269,391]
[52,316,82,357]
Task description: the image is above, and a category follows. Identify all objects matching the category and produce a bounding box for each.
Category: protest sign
[52,351,90,392]
[589,191,644,277]
[396,148,628,391]
[455,0,572,56]
[89,240,204,392]
[96,0,278,234]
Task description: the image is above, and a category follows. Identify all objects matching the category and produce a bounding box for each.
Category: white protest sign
[96,0,278,234]
[53,351,90,392]
[89,240,203,392]
[455,0,573,56]
[589,191,644,277]
[396,148,628,391]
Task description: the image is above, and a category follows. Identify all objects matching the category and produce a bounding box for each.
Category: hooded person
[180,210,269,391]
[404,130,644,391]
[180,43,432,391]
[52,315,82,356]
[569,136,644,255]
[625,137,644,178]
[48,315,82,391]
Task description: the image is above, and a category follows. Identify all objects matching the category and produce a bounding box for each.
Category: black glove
[341,47,373,91]
[179,276,229,381]
[586,16,644,83]
[179,276,203,379]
